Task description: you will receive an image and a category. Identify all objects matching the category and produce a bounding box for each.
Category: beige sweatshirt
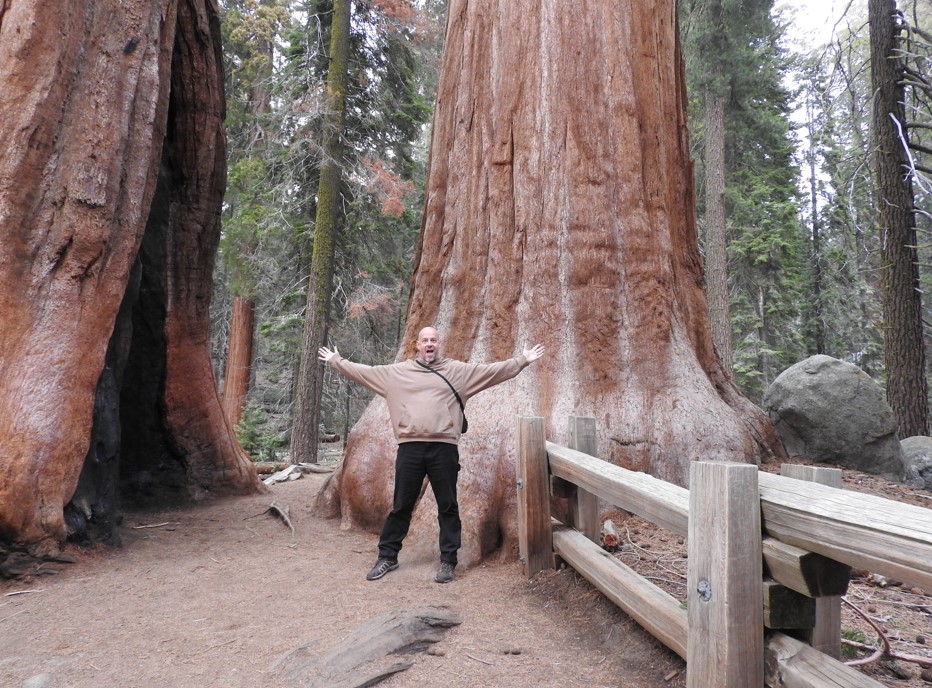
[328,354,530,444]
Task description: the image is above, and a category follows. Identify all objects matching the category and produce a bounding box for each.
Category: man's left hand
[523,344,545,363]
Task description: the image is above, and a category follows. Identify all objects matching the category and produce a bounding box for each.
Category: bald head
[415,327,441,364]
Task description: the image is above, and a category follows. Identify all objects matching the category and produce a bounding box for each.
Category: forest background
[214,0,932,462]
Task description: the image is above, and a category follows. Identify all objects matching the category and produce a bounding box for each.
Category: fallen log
[254,462,290,475]
[254,461,338,475]
[272,605,463,688]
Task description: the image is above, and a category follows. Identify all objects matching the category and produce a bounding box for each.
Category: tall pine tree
[680,0,807,400]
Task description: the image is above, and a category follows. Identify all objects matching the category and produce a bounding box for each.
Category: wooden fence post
[687,462,763,688]
[516,416,553,577]
[567,416,600,543]
[781,464,846,658]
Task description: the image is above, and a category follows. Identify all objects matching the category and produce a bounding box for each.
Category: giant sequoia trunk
[0,0,259,561]
[316,0,784,567]
[221,296,256,428]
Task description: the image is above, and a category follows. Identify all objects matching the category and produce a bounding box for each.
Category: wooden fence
[515,416,932,688]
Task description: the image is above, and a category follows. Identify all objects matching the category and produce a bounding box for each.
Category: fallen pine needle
[131,522,177,529]
[205,638,237,652]
[465,653,493,665]
[4,589,45,597]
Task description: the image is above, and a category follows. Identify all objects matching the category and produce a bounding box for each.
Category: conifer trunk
[704,88,732,371]
[316,0,785,568]
[291,0,352,464]
[869,0,929,437]
[222,297,256,428]
[0,0,259,559]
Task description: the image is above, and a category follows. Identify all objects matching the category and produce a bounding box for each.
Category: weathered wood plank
[546,441,689,535]
[567,416,600,543]
[517,417,553,577]
[762,580,816,629]
[552,524,687,659]
[273,606,463,688]
[762,538,852,597]
[687,462,763,688]
[758,471,932,591]
[765,632,886,688]
[781,465,844,658]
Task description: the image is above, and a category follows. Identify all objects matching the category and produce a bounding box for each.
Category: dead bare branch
[243,500,295,535]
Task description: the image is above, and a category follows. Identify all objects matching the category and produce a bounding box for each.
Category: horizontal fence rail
[757,471,932,592]
[516,415,932,688]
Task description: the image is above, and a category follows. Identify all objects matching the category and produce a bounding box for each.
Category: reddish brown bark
[316,0,784,568]
[222,297,256,428]
[0,0,259,558]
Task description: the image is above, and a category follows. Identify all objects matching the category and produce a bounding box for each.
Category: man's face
[416,327,441,363]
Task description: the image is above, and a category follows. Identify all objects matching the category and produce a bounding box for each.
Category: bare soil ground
[1,457,930,688]
[0,469,684,688]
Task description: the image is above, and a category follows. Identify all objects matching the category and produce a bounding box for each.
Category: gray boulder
[900,436,932,491]
[762,355,905,479]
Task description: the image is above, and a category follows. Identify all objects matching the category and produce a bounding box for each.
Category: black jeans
[377,441,461,566]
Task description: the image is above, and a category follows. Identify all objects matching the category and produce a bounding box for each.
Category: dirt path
[0,473,685,688]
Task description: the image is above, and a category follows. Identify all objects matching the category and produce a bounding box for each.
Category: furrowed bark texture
[155,0,257,497]
[703,89,732,372]
[0,0,258,557]
[222,296,256,428]
[317,0,784,567]
[869,0,929,438]
[291,0,351,465]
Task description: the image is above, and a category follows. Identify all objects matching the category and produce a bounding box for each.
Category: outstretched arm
[523,344,545,363]
[318,345,339,363]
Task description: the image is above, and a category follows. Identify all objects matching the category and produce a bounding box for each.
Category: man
[318,327,544,583]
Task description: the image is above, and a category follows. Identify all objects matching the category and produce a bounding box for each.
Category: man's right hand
[318,345,339,362]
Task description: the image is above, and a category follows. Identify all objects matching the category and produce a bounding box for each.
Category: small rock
[887,661,912,680]
[917,635,926,645]
[919,667,932,683]
[426,647,445,656]
[502,646,522,655]
[0,552,37,577]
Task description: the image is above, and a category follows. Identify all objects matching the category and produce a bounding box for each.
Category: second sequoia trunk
[316,0,785,567]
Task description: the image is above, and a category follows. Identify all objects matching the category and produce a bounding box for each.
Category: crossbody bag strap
[415,360,465,413]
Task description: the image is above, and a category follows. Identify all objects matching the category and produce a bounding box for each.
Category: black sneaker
[366,558,398,581]
[435,561,456,584]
